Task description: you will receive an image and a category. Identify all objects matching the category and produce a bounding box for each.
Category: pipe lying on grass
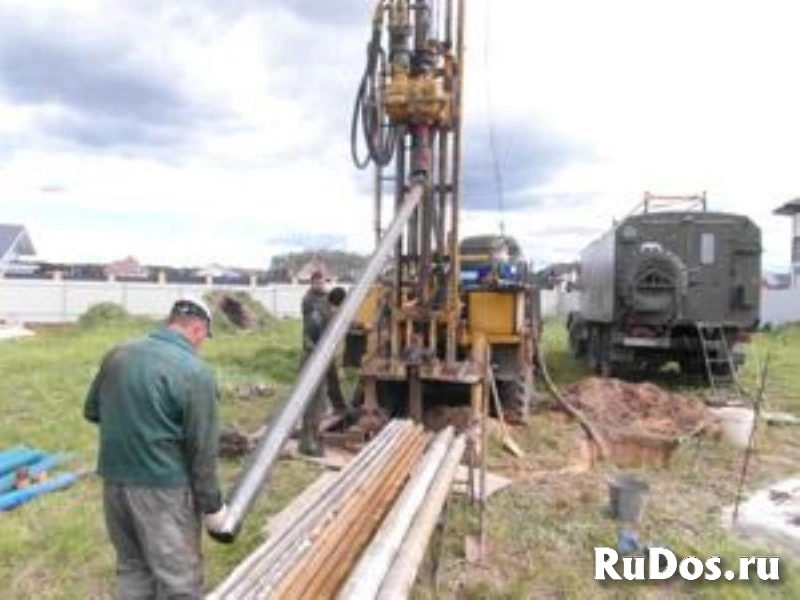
[207,421,418,599]
[377,433,466,599]
[338,426,455,600]
[0,452,71,494]
[0,469,92,511]
[0,448,45,477]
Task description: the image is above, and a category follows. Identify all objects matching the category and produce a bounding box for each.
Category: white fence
[546,290,800,325]
[0,279,311,323]
[0,278,796,326]
[760,288,800,327]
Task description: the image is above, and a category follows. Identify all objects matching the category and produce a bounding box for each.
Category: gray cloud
[0,6,221,153]
[462,120,594,211]
[269,0,367,26]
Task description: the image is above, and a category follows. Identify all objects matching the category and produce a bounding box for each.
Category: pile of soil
[219,425,258,458]
[562,377,708,439]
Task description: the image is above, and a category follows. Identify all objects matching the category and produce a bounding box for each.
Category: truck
[567,193,761,380]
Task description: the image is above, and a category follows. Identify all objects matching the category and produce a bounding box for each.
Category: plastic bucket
[608,475,649,521]
[711,407,755,449]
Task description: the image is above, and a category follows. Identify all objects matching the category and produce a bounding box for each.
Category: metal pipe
[376,434,466,599]
[248,425,418,598]
[338,426,454,600]
[446,0,465,364]
[436,127,448,256]
[375,163,383,247]
[209,421,408,599]
[214,186,426,542]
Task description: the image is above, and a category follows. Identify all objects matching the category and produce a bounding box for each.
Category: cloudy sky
[1,0,798,271]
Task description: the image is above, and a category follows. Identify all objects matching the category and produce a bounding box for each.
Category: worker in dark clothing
[84,295,227,599]
[301,271,347,414]
[299,286,347,456]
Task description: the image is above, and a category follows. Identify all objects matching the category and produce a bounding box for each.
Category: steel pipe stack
[208,422,466,600]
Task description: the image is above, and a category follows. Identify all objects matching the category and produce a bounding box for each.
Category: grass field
[0,314,798,599]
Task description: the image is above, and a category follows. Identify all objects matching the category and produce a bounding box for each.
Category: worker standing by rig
[301,270,348,416]
[299,286,347,456]
[84,296,229,599]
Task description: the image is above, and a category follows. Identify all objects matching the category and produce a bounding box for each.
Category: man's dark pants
[103,483,203,599]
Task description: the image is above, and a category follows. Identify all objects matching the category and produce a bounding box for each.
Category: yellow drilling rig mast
[346,0,540,431]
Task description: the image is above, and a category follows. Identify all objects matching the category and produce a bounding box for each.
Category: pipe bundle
[0,446,81,511]
[208,420,465,600]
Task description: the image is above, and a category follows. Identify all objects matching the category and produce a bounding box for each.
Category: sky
[1,0,798,271]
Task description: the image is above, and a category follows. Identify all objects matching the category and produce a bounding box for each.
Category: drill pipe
[209,422,412,599]
[240,424,419,599]
[213,183,425,542]
[377,433,466,599]
[337,426,454,600]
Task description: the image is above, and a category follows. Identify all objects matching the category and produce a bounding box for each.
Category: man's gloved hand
[204,503,229,534]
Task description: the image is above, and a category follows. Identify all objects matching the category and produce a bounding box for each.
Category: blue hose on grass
[0,446,30,461]
[0,470,92,511]
[0,453,72,494]
[0,449,45,476]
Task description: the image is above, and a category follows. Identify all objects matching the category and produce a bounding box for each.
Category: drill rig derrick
[347,0,487,428]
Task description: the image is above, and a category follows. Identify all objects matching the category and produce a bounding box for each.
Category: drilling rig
[344,0,540,430]
[210,0,540,542]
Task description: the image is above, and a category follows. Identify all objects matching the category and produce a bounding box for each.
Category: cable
[483,0,505,235]
[350,13,398,170]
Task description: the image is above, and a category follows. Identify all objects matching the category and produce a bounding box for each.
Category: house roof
[105,256,149,278]
[0,224,36,261]
[295,258,336,281]
[774,198,800,216]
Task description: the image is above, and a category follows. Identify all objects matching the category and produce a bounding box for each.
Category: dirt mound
[563,377,708,438]
[205,291,274,332]
[561,378,711,468]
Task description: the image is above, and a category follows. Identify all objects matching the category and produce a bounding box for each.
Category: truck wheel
[497,373,532,424]
[598,326,614,378]
[568,319,587,359]
[587,326,600,373]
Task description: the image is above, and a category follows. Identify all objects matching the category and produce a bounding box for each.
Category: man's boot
[298,407,325,457]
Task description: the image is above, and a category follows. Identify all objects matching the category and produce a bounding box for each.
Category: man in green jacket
[84,296,227,599]
[301,271,347,415]
[299,286,347,457]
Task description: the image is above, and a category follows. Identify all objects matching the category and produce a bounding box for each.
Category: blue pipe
[0,471,90,511]
[0,449,45,476]
[0,453,71,494]
[0,446,30,461]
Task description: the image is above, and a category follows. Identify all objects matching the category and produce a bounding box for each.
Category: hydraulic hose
[350,8,397,169]
[535,335,609,459]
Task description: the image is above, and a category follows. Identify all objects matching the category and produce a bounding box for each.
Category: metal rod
[479,351,488,561]
[436,128,448,255]
[209,421,407,599]
[338,426,455,600]
[214,185,426,542]
[446,0,465,364]
[375,162,383,246]
[376,434,466,599]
